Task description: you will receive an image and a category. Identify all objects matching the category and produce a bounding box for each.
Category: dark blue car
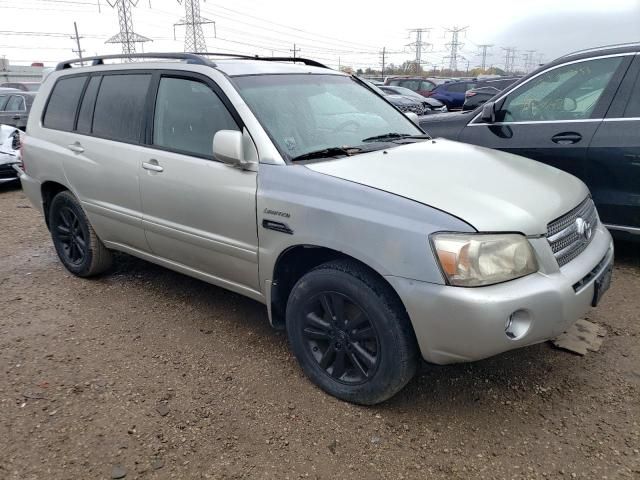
[427,80,476,110]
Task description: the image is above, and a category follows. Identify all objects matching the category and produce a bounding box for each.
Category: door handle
[551,132,582,145]
[142,160,164,173]
[66,142,84,153]
[11,115,21,120]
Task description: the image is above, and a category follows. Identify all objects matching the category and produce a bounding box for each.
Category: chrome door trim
[468,118,603,127]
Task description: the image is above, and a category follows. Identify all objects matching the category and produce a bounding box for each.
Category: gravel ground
[1,183,639,480]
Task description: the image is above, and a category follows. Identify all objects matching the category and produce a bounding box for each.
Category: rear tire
[49,190,112,277]
[286,259,418,405]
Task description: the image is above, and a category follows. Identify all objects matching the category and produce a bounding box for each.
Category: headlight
[431,233,538,287]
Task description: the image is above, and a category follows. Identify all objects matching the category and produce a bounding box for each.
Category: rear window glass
[43,76,87,131]
[92,74,151,143]
[76,76,102,134]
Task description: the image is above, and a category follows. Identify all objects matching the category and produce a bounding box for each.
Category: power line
[175,0,214,53]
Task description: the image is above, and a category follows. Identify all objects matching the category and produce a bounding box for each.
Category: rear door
[0,94,27,128]
[587,55,640,230]
[46,72,152,252]
[138,72,260,294]
[459,54,632,183]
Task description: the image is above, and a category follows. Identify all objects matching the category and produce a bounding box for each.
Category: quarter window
[43,76,87,131]
[152,77,238,157]
[92,74,151,143]
[498,56,623,122]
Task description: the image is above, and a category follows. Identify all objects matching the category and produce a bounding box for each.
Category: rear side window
[152,77,238,157]
[6,95,26,111]
[92,74,151,143]
[446,83,471,93]
[76,76,101,134]
[0,95,8,110]
[43,76,87,131]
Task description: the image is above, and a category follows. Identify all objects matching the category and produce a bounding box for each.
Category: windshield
[232,74,422,161]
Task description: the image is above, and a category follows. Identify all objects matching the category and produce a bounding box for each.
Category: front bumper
[387,224,614,364]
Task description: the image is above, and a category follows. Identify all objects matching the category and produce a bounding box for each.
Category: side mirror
[213,130,246,167]
[481,101,496,123]
[404,111,420,125]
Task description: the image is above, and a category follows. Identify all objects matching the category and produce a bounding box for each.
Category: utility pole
[71,22,85,65]
[290,43,299,59]
[477,44,493,71]
[444,26,468,72]
[175,0,214,53]
[380,47,386,78]
[407,28,431,74]
[105,0,151,56]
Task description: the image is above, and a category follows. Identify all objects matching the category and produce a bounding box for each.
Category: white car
[0,124,22,183]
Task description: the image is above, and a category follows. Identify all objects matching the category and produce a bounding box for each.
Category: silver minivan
[18,53,614,404]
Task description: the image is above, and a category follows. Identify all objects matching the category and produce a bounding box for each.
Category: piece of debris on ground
[551,319,606,355]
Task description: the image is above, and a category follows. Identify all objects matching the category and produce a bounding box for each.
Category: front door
[459,55,632,184]
[0,94,27,129]
[139,74,260,294]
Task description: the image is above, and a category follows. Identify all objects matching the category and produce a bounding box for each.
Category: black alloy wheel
[301,291,379,385]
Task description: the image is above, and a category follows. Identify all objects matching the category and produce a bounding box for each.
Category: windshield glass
[232,74,422,160]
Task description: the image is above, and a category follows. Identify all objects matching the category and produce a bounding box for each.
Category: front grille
[398,104,425,115]
[546,197,598,267]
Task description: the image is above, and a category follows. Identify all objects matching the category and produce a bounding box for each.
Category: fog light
[505,309,531,340]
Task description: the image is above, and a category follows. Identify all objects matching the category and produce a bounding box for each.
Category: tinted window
[500,56,623,122]
[93,74,151,143]
[43,76,87,131]
[447,82,472,93]
[0,95,8,110]
[6,95,26,111]
[76,76,101,134]
[419,80,435,91]
[623,69,640,118]
[153,77,238,157]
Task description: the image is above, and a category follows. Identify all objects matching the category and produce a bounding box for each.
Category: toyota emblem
[575,217,592,241]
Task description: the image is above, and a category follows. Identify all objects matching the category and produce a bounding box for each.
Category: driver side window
[498,56,623,122]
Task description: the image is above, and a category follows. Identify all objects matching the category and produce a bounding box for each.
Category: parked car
[361,79,426,116]
[0,124,23,184]
[462,77,520,111]
[0,91,36,130]
[419,43,640,236]
[18,52,613,405]
[426,80,477,110]
[379,85,448,113]
[384,77,436,97]
[0,82,41,92]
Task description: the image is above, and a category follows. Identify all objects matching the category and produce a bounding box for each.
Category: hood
[305,139,588,235]
[385,94,416,106]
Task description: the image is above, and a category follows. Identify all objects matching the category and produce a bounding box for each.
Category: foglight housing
[431,233,539,287]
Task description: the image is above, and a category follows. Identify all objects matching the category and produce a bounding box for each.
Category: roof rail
[55,52,214,71]
[55,52,330,72]
[559,42,640,59]
[194,52,329,69]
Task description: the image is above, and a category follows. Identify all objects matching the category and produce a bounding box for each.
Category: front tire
[49,190,112,277]
[286,260,418,405]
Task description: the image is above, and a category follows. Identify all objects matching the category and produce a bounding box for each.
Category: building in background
[0,59,45,83]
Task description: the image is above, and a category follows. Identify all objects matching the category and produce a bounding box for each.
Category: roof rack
[56,52,213,71]
[559,42,640,59]
[56,52,330,71]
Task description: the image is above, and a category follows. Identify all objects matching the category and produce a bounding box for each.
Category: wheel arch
[269,244,411,332]
[41,180,70,229]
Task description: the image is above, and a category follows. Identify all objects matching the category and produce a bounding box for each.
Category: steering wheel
[332,120,361,134]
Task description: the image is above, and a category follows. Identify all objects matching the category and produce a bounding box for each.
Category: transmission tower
[477,44,493,71]
[444,26,468,72]
[502,47,517,74]
[523,50,537,72]
[105,0,151,56]
[407,28,431,74]
[175,0,215,53]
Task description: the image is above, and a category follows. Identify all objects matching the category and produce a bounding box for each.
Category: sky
[0,0,639,70]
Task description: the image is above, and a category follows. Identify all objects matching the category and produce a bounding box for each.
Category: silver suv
[18,53,614,405]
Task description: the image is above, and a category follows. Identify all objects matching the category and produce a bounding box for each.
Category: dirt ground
[1,182,639,480]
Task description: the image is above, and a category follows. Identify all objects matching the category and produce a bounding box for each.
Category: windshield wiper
[290,146,363,162]
[361,132,430,143]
